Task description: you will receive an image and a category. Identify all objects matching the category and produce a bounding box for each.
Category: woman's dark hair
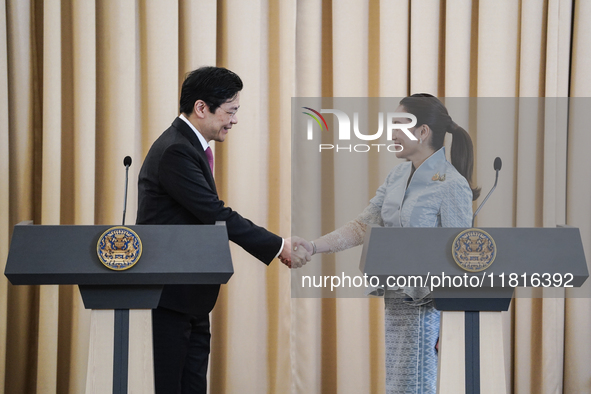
[400,93,481,200]
[179,66,243,115]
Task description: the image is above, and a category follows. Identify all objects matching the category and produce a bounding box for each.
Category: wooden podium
[5,221,233,394]
[360,225,588,394]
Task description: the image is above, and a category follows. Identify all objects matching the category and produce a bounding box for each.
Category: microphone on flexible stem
[122,156,132,226]
[472,157,502,227]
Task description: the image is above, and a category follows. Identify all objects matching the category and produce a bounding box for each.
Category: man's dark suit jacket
[136,117,283,315]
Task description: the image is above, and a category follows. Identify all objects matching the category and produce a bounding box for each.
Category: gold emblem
[97,226,142,271]
[432,172,446,181]
[452,228,496,272]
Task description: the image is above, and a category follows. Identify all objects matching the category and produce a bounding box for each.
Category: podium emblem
[452,228,496,272]
[97,226,142,270]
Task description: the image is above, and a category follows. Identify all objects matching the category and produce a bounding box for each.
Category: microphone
[494,157,502,171]
[122,156,132,225]
[472,157,501,227]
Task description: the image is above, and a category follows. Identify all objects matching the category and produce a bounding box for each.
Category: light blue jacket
[370,147,473,229]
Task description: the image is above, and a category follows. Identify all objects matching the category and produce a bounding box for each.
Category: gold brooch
[432,172,446,181]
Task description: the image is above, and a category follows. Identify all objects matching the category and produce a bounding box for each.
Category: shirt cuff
[274,238,285,260]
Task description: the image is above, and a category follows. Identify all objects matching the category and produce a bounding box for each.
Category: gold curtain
[1,0,590,393]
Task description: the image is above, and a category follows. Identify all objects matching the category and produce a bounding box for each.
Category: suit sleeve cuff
[274,238,285,260]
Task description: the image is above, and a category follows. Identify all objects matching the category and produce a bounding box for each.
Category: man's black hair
[179,66,243,114]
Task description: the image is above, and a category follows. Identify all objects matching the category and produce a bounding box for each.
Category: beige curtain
[1,0,590,393]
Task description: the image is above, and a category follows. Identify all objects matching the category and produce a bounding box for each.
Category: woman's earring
[419,138,423,144]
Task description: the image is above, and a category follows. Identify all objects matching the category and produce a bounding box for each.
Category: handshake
[278,236,314,269]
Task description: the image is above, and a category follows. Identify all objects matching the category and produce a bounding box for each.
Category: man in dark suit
[136,66,308,393]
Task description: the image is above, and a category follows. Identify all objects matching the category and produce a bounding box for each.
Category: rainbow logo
[302,107,328,139]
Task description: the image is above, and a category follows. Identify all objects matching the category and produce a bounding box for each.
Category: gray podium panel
[360,226,588,311]
[5,223,233,286]
[360,226,588,287]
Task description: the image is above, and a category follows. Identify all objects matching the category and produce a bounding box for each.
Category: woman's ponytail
[449,121,480,200]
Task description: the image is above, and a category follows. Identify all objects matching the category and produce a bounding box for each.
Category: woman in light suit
[295,94,480,393]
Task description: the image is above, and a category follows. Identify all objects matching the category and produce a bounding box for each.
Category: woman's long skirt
[384,295,440,394]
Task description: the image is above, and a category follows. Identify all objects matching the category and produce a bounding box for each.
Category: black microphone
[472,157,502,227]
[494,157,502,171]
[122,156,132,225]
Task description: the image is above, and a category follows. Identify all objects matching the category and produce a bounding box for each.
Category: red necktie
[205,146,214,174]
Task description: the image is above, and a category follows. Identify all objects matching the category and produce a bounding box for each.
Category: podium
[5,221,233,393]
[360,226,588,394]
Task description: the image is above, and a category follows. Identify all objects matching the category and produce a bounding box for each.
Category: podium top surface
[5,223,233,286]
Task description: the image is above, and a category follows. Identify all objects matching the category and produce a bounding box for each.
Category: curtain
[1,0,590,393]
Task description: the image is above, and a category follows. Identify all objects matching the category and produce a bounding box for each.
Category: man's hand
[279,236,312,269]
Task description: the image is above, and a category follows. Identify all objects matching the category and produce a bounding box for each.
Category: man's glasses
[221,108,238,118]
